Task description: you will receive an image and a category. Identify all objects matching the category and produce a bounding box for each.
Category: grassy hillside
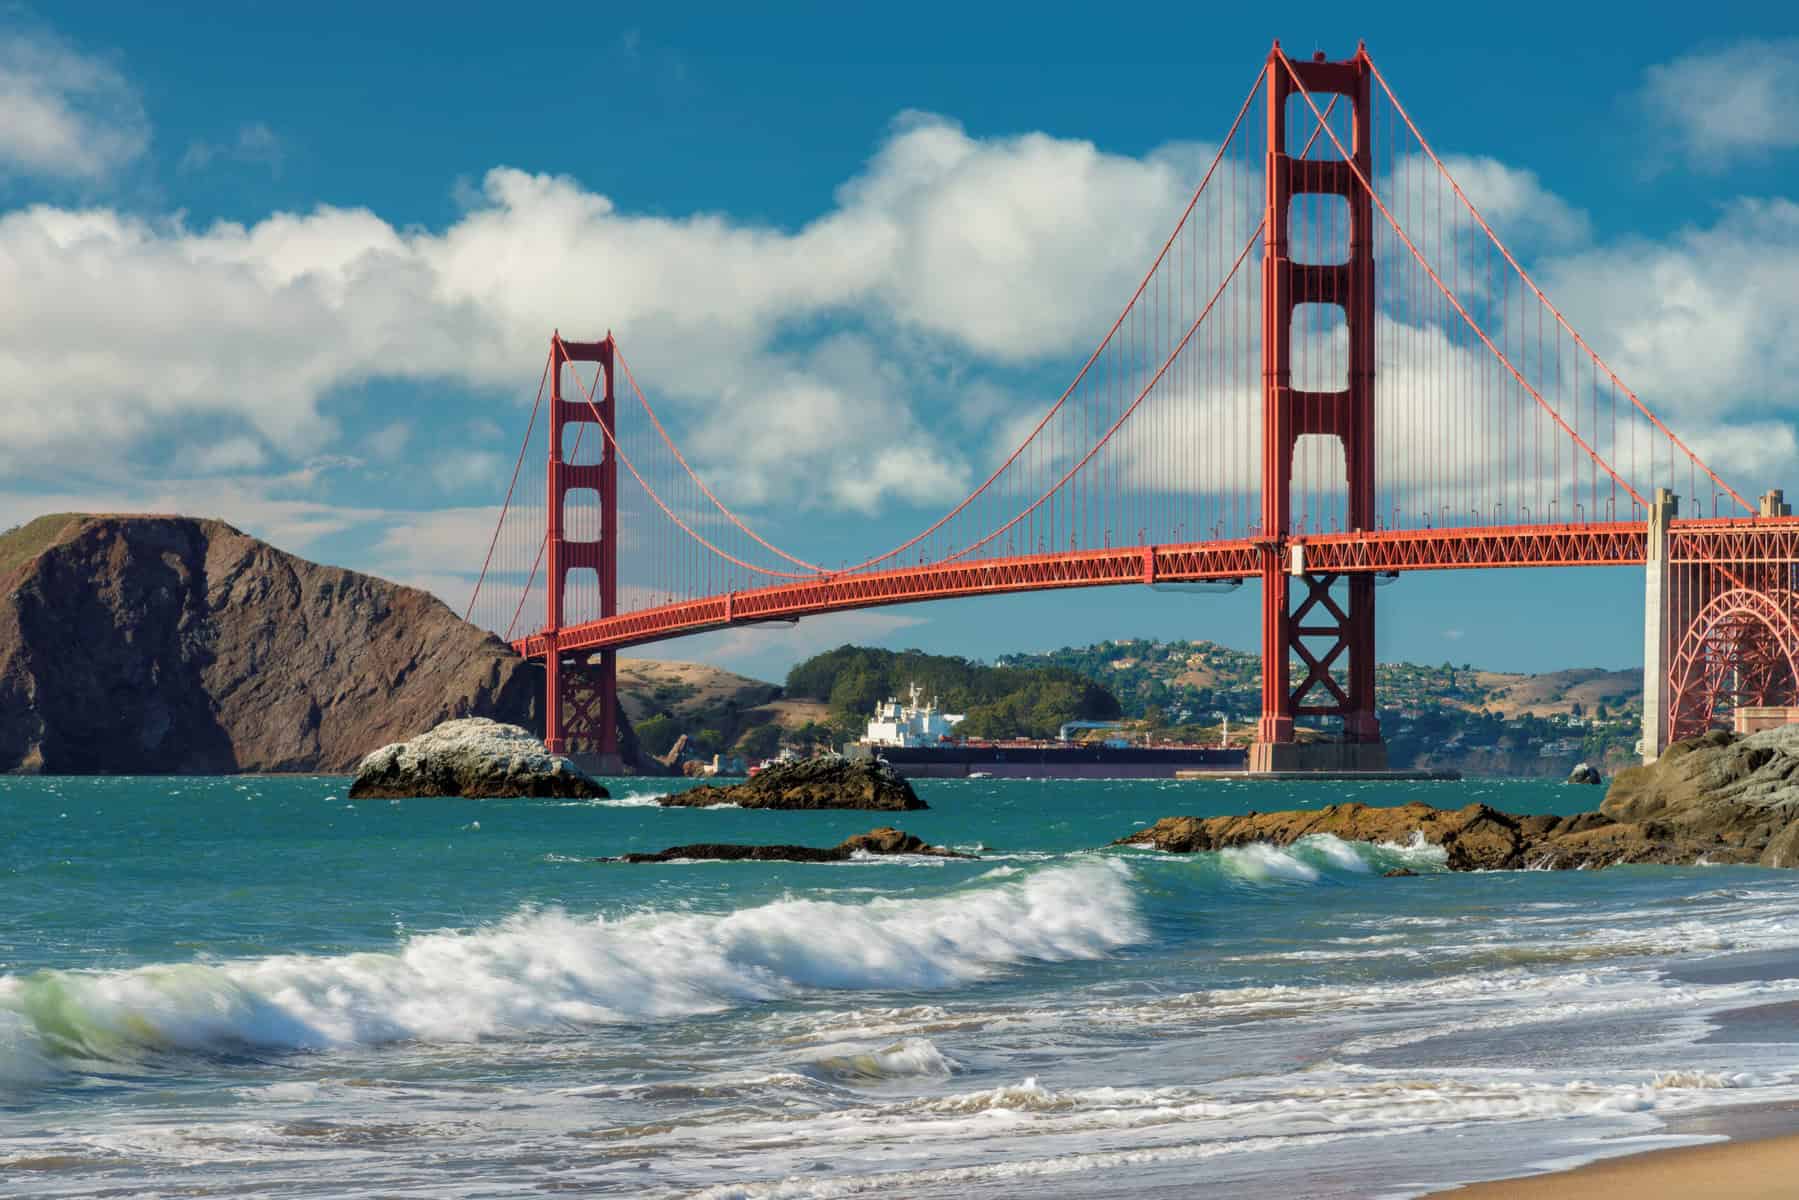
[617,639,1646,774]
[616,657,833,762]
[1001,638,1644,773]
[0,514,86,588]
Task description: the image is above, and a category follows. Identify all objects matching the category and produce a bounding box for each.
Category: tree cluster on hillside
[1001,637,1647,775]
[785,645,1120,741]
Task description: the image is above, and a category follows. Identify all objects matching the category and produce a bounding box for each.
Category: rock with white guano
[347,718,608,799]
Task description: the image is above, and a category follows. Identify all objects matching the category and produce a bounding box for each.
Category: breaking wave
[0,860,1143,1083]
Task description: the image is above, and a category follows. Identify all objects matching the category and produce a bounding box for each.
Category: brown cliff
[0,514,540,773]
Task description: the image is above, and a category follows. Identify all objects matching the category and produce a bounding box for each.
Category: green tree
[735,723,781,760]
[634,714,683,758]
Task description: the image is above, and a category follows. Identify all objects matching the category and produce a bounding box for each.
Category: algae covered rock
[348,718,607,799]
[658,756,924,811]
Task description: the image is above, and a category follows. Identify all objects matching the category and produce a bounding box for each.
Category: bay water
[6,775,1799,1198]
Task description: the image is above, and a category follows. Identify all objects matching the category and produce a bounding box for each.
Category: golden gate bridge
[466,42,1799,773]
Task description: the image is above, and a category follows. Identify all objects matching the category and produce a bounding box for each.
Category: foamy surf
[0,860,1143,1078]
[1142,832,1449,884]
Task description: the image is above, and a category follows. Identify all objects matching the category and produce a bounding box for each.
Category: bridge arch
[1668,588,1799,742]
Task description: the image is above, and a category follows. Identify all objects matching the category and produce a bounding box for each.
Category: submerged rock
[658,756,924,811]
[601,826,970,864]
[348,718,607,799]
[1567,761,1602,785]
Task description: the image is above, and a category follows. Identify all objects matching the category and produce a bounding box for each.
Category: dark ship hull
[846,742,1247,779]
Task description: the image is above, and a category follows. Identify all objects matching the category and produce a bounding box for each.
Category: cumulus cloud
[0,27,146,180]
[1535,197,1799,481]
[0,114,1206,519]
[1642,39,1799,170]
[1427,154,1590,249]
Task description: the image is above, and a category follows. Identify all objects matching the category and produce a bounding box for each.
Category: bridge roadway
[513,517,1799,659]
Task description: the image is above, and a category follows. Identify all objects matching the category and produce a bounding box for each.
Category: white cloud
[430,450,506,493]
[367,421,412,460]
[0,114,1206,520]
[0,27,146,181]
[179,121,282,175]
[186,436,267,474]
[1424,154,1590,249]
[1642,39,1799,170]
[1535,197,1799,482]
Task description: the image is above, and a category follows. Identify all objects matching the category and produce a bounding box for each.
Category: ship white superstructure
[864,682,965,747]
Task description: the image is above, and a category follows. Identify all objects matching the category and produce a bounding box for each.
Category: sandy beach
[1434,1132,1799,1198]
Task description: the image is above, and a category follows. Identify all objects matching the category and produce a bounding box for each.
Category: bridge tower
[1252,45,1386,772]
[544,333,622,773]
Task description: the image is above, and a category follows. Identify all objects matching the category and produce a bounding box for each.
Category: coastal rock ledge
[348,719,608,800]
[659,757,925,811]
[602,827,970,864]
[1117,727,1799,870]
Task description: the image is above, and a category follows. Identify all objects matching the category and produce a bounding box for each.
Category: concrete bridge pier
[1640,488,1677,763]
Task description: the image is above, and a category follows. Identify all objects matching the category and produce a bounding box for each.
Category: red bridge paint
[467,44,1799,768]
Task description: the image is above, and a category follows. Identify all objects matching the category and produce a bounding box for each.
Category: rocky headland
[602,826,970,864]
[348,718,607,799]
[659,757,925,811]
[0,514,540,773]
[1118,726,1799,870]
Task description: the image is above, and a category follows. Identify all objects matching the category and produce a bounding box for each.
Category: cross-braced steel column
[544,333,620,770]
[1253,45,1383,771]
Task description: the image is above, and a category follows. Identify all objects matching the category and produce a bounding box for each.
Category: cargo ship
[842,683,1247,779]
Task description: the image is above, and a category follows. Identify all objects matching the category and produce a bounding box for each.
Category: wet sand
[1430,1130,1799,1198]
[1431,976,1799,1198]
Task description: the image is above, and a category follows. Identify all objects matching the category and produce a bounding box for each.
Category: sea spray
[0,860,1143,1073]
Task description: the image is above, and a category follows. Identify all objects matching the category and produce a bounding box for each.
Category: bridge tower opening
[545,333,622,773]
[1252,45,1386,772]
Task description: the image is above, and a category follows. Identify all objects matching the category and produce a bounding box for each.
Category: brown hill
[0,514,538,773]
[1472,667,1641,718]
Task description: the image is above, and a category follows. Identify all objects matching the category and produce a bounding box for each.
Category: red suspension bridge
[467,42,1799,772]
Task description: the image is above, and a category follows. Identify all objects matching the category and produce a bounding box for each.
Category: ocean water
[5,775,1799,1199]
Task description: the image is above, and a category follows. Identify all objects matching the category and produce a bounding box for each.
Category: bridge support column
[1250,44,1385,773]
[1640,488,1677,762]
[543,332,622,772]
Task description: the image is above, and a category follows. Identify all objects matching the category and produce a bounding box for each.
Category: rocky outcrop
[348,719,606,799]
[1114,802,1620,870]
[1603,727,1799,867]
[0,514,542,773]
[1113,779,1799,869]
[1568,761,1602,785]
[658,756,925,811]
[603,826,969,864]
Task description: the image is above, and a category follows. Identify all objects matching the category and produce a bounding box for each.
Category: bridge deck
[513,518,1799,658]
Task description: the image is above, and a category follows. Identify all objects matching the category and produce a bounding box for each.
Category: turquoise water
[6,775,1799,1198]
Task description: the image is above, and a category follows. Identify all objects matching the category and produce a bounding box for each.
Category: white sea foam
[1200,833,1446,884]
[591,790,664,807]
[804,1037,957,1083]
[0,861,1143,1075]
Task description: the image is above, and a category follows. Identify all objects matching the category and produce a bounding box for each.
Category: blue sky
[4,2,1798,682]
